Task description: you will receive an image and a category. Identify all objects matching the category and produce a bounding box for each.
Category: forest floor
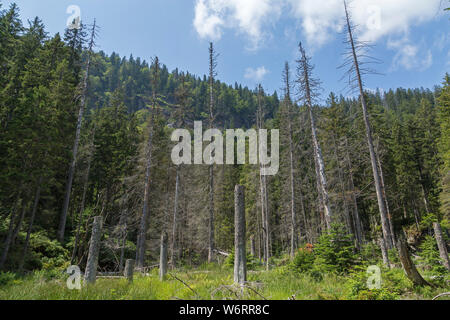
[0,263,449,300]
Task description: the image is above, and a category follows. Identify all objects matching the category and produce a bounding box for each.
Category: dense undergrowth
[1,224,448,300]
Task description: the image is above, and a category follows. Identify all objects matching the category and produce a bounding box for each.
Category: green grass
[0,265,448,300]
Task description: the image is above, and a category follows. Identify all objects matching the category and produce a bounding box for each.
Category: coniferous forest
[0,1,449,301]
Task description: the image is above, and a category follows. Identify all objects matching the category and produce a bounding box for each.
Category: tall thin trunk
[263,172,270,270]
[379,237,390,268]
[283,63,298,257]
[137,57,159,269]
[333,135,352,236]
[71,130,94,264]
[11,201,28,244]
[375,140,395,247]
[344,138,364,245]
[257,85,270,270]
[58,21,97,243]
[18,177,43,272]
[0,196,22,269]
[344,2,393,248]
[234,185,247,285]
[207,43,216,263]
[170,165,180,268]
[298,44,332,231]
[118,208,128,273]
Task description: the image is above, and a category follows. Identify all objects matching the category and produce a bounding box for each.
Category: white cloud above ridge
[193,0,283,50]
[193,0,443,65]
[244,66,269,82]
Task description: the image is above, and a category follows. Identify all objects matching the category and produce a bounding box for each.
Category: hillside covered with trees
[0,1,449,300]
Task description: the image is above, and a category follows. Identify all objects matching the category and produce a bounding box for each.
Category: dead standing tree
[296,43,333,231]
[257,85,270,270]
[58,20,98,243]
[341,1,394,250]
[84,216,103,284]
[234,185,247,285]
[136,57,160,269]
[282,62,299,257]
[207,43,218,263]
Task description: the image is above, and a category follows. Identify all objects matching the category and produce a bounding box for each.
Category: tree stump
[84,216,103,284]
[396,232,430,287]
[234,185,247,285]
[160,231,168,281]
[124,259,135,282]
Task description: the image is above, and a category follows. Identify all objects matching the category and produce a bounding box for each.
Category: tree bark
[171,165,180,268]
[379,237,390,268]
[84,216,103,284]
[396,231,430,286]
[250,235,255,257]
[159,231,168,280]
[234,185,247,285]
[344,137,364,244]
[433,222,450,271]
[124,259,134,283]
[207,43,216,264]
[257,85,270,270]
[375,140,395,247]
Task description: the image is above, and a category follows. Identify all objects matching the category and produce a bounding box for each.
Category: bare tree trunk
[344,3,393,249]
[137,57,160,269]
[84,216,103,284]
[257,85,269,269]
[344,138,364,243]
[396,231,430,286]
[333,135,352,236]
[433,222,450,271]
[0,191,23,270]
[11,201,28,244]
[379,237,390,268]
[118,207,128,273]
[71,133,94,264]
[170,165,180,268]
[375,140,395,247]
[263,172,270,270]
[58,21,97,243]
[283,63,298,258]
[207,43,217,264]
[19,177,43,272]
[234,185,247,285]
[250,235,255,257]
[159,231,168,281]
[298,45,332,231]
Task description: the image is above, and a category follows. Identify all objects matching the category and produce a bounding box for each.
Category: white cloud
[193,0,442,50]
[387,37,433,71]
[193,0,283,50]
[244,66,269,82]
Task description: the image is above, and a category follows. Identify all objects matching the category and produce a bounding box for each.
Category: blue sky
[3,0,449,100]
